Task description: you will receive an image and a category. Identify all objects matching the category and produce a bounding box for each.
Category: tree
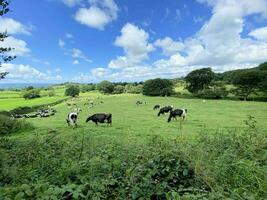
[113,85,125,94]
[185,68,215,94]
[232,70,262,101]
[142,78,173,96]
[0,0,16,79]
[81,84,95,93]
[65,85,80,97]
[23,89,41,99]
[98,81,114,94]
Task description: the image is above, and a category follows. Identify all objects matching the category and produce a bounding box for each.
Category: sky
[0,0,267,83]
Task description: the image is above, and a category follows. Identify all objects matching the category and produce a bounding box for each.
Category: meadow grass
[1,91,267,199]
[0,96,67,111]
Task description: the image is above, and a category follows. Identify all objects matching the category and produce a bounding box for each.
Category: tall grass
[0,116,266,199]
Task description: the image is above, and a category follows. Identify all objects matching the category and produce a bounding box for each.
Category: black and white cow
[157,106,173,116]
[66,112,78,128]
[85,113,112,126]
[167,109,187,122]
[153,105,160,110]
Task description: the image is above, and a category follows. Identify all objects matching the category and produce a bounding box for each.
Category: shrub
[0,114,33,135]
[65,85,80,97]
[196,86,229,99]
[47,88,56,97]
[81,84,95,93]
[98,81,114,94]
[22,89,41,99]
[113,85,125,94]
[143,78,174,96]
[125,84,143,94]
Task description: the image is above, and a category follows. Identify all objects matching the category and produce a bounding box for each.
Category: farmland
[1,88,267,199]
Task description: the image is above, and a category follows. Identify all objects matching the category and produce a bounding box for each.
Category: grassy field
[14,92,267,141]
[0,96,68,111]
[1,91,267,199]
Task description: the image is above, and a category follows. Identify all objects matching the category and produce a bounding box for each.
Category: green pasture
[11,92,267,142]
[0,96,67,111]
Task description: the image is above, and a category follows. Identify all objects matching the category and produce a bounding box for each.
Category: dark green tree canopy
[232,70,263,100]
[185,68,215,94]
[0,0,16,79]
[142,78,173,96]
[98,81,114,94]
[65,85,80,97]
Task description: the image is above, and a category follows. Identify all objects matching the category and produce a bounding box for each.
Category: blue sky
[1,0,267,83]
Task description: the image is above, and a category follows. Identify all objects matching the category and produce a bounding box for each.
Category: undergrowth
[0,116,266,199]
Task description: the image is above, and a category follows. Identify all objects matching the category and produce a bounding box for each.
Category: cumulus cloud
[75,0,119,30]
[109,23,154,69]
[72,67,110,82]
[0,63,49,82]
[0,18,31,35]
[154,37,184,56]
[249,26,267,41]
[0,18,31,57]
[1,36,30,56]
[0,63,64,82]
[153,0,267,74]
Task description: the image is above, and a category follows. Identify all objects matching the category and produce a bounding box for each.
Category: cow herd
[12,107,57,119]
[65,99,187,129]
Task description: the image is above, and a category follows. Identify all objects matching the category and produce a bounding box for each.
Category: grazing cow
[66,112,78,128]
[153,105,160,110]
[157,106,173,116]
[86,113,112,126]
[167,109,187,122]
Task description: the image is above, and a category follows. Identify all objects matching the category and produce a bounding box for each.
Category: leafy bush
[98,81,114,94]
[0,114,33,135]
[23,89,41,99]
[0,116,266,199]
[81,84,95,93]
[65,85,80,97]
[143,78,174,96]
[47,88,56,97]
[113,85,125,94]
[9,106,34,115]
[125,84,143,94]
[196,86,229,99]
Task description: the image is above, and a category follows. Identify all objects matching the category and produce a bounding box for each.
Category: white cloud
[70,48,92,63]
[65,33,73,38]
[73,59,79,65]
[0,63,49,82]
[1,36,30,56]
[62,0,82,7]
[58,38,65,48]
[154,37,184,56]
[0,18,31,35]
[109,23,154,69]
[249,26,267,41]
[152,0,267,74]
[0,63,64,83]
[74,0,118,30]
[72,67,110,82]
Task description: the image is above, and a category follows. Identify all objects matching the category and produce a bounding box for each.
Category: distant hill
[221,62,267,82]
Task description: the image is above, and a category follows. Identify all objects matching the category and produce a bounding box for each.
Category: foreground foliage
[0,116,266,199]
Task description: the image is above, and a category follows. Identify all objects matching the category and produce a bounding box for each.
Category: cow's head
[85,116,92,122]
